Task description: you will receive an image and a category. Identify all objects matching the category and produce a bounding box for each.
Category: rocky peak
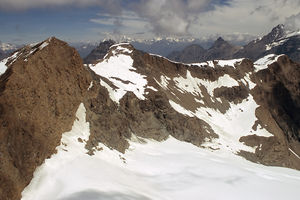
[262,24,286,44]
[233,24,300,62]
[211,37,229,48]
[0,37,92,200]
[166,44,206,63]
[203,37,239,60]
[3,37,66,66]
[84,39,116,64]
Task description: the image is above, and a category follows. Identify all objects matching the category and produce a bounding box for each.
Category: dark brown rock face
[257,56,300,140]
[239,55,300,169]
[0,38,91,200]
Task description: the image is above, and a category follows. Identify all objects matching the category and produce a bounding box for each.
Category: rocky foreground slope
[0,38,300,200]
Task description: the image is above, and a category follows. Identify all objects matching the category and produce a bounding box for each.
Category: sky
[0,0,299,44]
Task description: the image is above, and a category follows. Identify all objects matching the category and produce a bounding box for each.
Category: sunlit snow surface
[0,51,20,75]
[254,54,282,72]
[0,57,8,75]
[90,44,147,103]
[22,103,300,200]
[193,58,244,68]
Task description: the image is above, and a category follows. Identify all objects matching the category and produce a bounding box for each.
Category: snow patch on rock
[90,44,148,103]
[254,54,282,72]
[0,58,8,75]
[173,70,239,97]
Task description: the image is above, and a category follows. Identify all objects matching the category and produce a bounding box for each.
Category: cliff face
[0,39,300,200]
[0,38,92,200]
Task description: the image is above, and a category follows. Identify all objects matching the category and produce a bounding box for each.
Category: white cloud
[131,0,217,35]
[187,0,300,37]
[1,0,299,41]
[89,11,151,39]
[285,12,300,31]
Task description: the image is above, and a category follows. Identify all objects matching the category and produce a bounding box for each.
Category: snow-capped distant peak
[265,24,300,51]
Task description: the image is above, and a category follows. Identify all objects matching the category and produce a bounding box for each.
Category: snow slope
[0,57,8,75]
[21,103,300,200]
[90,44,148,103]
[0,51,19,75]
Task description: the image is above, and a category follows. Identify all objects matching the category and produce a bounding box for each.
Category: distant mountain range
[0,41,17,60]
[167,24,300,63]
[82,24,299,65]
[168,37,241,63]
[71,42,98,59]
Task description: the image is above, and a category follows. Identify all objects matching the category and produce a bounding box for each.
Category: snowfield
[21,103,300,200]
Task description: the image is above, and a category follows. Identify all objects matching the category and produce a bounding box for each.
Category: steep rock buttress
[0,38,92,200]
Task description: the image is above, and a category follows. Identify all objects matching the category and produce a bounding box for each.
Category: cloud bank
[0,0,122,14]
[1,0,299,38]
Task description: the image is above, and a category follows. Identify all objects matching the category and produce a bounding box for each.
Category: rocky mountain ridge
[0,37,300,200]
[167,24,300,63]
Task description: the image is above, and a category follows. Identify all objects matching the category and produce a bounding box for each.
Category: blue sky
[0,0,299,44]
[0,7,103,43]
